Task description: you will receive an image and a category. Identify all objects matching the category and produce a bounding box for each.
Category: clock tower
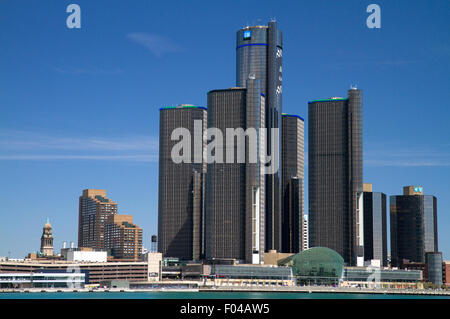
[40,218,54,257]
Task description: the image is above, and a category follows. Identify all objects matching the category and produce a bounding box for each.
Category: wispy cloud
[53,67,122,75]
[0,155,157,162]
[126,32,183,57]
[0,130,158,162]
[365,145,450,167]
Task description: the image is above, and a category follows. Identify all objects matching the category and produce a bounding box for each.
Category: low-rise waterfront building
[342,267,422,289]
[0,260,152,284]
[0,272,85,289]
[263,250,294,266]
[207,264,295,286]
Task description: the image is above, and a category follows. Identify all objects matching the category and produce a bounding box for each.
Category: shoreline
[1,286,449,296]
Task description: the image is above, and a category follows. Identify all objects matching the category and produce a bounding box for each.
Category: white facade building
[66,250,107,263]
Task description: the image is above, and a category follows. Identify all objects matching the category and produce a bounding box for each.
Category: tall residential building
[105,214,143,261]
[363,183,388,267]
[303,215,309,251]
[40,219,54,257]
[78,189,118,250]
[308,88,363,265]
[236,21,283,252]
[158,105,206,261]
[205,79,265,264]
[390,186,438,267]
[281,114,304,253]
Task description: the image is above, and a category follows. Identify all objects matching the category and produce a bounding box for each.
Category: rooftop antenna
[350,83,358,90]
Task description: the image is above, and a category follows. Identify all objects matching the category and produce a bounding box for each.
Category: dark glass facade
[236,22,283,252]
[158,106,206,260]
[390,193,438,267]
[281,114,304,253]
[308,88,363,265]
[363,191,387,266]
[205,82,265,264]
[425,252,443,286]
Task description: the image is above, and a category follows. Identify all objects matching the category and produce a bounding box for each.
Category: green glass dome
[279,247,344,283]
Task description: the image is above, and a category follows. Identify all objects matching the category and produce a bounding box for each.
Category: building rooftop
[308,97,347,104]
[281,113,305,121]
[159,105,206,111]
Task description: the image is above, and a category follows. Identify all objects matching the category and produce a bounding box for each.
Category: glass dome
[278,247,344,285]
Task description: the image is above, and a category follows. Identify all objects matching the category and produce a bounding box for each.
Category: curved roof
[279,247,344,278]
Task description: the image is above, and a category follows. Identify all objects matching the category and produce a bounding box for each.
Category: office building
[40,219,54,257]
[281,114,304,253]
[236,21,283,252]
[425,252,443,286]
[78,189,118,250]
[205,79,265,264]
[308,88,363,265]
[363,183,387,267]
[390,186,438,267]
[158,105,206,260]
[105,215,143,261]
[444,261,450,288]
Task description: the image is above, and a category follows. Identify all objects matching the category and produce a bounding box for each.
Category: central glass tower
[236,21,283,252]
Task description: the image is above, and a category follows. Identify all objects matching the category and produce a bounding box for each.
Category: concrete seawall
[1,286,449,296]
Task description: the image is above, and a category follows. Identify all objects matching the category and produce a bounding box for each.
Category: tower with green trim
[308,88,363,266]
[158,105,207,260]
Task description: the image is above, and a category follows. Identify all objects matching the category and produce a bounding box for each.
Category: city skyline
[0,1,449,260]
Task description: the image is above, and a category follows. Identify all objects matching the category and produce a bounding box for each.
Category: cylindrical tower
[158,105,207,260]
[236,21,283,252]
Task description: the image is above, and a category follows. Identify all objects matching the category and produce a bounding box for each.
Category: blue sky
[0,1,449,259]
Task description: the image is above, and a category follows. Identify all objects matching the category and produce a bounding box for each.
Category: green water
[0,291,449,299]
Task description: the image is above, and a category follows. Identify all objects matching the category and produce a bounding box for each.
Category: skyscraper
[281,114,304,253]
[390,186,438,267]
[105,214,143,261]
[40,219,54,257]
[158,105,206,260]
[205,79,265,264]
[363,183,387,267]
[308,88,363,265]
[236,21,283,252]
[78,189,118,250]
